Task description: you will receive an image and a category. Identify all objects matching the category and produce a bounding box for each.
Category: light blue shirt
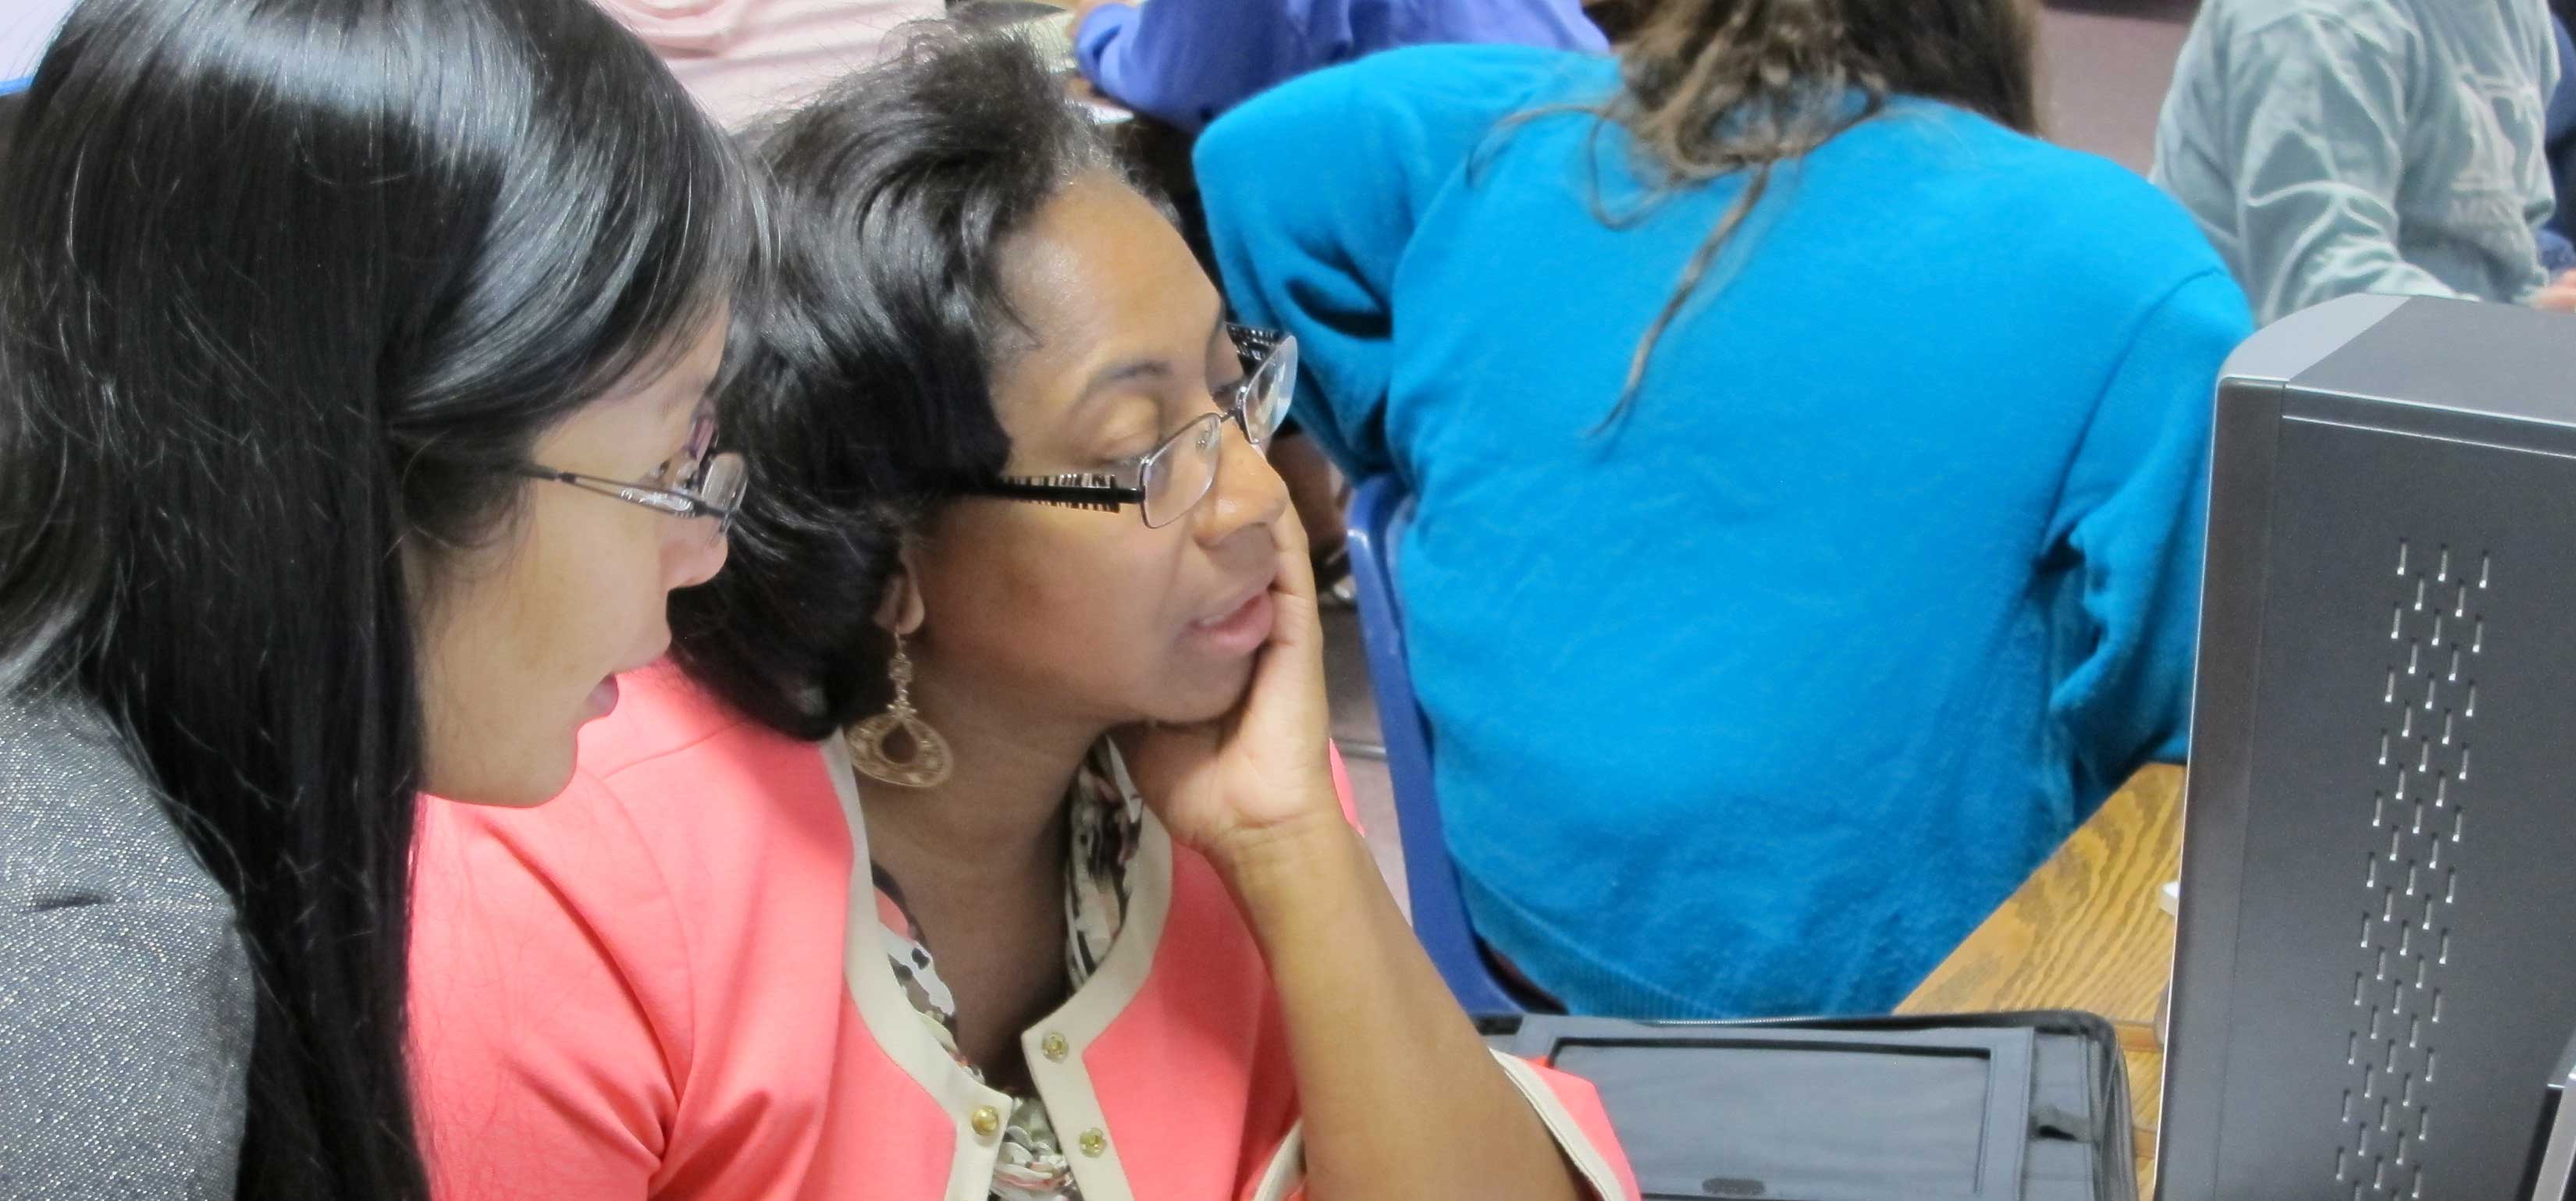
[2152,0,2560,322]
[1201,46,2253,1018]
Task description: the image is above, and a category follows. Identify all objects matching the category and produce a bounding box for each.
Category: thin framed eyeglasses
[970,325,1297,529]
[512,410,749,542]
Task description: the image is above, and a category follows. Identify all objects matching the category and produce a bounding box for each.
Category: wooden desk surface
[1898,763,2185,1197]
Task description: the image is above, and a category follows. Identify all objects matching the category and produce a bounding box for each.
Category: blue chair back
[1344,474,1525,1018]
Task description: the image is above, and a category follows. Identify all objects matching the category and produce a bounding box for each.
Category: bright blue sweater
[1199,46,2254,1018]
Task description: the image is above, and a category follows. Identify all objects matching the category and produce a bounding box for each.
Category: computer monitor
[2158,294,2576,1199]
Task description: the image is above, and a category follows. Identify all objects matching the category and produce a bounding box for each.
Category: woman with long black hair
[0,1,754,1197]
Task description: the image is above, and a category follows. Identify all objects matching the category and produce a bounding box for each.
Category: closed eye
[1096,438,1157,468]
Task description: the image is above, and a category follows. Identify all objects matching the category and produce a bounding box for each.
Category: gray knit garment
[0,692,251,1199]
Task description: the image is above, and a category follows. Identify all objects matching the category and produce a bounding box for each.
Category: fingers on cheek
[1268,506,1308,551]
[1273,517,1313,582]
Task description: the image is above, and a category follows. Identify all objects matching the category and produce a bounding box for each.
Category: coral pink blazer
[411,665,1638,1200]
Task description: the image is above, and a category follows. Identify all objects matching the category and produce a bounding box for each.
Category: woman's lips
[1188,588,1276,657]
[584,675,621,720]
[585,642,666,723]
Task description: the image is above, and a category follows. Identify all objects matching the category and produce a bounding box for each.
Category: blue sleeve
[2049,269,2253,797]
[1075,0,1301,132]
[2542,226,2575,274]
[1197,46,1570,479]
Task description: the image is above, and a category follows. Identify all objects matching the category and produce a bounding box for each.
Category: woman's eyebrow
[656,368,722,419]
[1073,358,1175,413]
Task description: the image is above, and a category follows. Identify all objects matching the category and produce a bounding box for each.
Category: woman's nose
[1192,423,1291,545]
[667,521,730,590]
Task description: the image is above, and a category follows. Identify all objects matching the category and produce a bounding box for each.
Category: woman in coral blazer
[407,27,1637,1201]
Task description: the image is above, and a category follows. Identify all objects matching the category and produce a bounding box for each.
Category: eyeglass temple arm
[1226,324,1282,368]
[969,475,1148,506]
[511,463,729,517]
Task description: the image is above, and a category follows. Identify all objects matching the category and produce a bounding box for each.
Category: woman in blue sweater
[1197,0,2254,1019]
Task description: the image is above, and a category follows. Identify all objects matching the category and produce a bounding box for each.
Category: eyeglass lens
[1136,334,1298,528]
[690,452,749,538]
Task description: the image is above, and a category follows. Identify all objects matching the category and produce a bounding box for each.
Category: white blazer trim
[1494,1052,1631,1200]
[1246,1123,1307,1201]
[825,737,1012,1197]
[826,737,1175,1201]
[1016,769,1171,1201]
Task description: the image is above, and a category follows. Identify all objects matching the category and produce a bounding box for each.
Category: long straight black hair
[0,2,750,1197]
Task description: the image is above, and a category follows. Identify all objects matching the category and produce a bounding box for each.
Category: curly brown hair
[1589,0,2041,424]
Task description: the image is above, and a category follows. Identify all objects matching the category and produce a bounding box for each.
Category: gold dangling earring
[845,632,953,788]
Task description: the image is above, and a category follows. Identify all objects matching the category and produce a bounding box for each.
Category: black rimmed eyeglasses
[511,410,749,542]
[970,325,1297,529]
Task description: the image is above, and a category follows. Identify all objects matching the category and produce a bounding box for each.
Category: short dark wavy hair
[671,26,1133,741]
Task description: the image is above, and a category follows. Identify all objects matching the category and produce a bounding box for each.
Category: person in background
[1069,0,1606,133]
[2153,0,2576,322]
[408,29,1635,1201]
[0,0,750,1196]
[595,0,941,128]
[1197,0,2253,1020]
[2547,7,2576,265]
